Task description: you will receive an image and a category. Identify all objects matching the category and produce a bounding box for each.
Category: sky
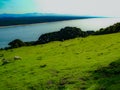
[0,0,120,17]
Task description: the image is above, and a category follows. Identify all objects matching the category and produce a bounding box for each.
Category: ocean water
[0,18,120,48]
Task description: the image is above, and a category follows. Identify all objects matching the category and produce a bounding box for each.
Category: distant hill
[0,13,103,26]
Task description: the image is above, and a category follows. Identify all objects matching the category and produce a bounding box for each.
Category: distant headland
[0,13,105,27]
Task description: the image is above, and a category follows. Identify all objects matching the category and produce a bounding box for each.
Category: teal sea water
[0,18,120,48]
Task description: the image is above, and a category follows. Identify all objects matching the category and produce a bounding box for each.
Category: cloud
[35,0,120,16]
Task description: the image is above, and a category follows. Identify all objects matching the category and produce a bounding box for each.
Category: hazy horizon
[0,0,120,17]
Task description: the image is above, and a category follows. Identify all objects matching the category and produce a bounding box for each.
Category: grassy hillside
[0,33,120,90]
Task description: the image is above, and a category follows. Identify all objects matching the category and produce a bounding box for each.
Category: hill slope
[0,13,100,26]
[0,33,120,90]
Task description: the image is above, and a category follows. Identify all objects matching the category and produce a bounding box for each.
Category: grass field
[0,33,120,90]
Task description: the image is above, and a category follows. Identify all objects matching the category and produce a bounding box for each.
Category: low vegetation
[94,22,120,35]
[0,31,120,90]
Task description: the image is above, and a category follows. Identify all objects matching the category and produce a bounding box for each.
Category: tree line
[6,22,120,49]
[94,22,120,35]
[35,27,94,44]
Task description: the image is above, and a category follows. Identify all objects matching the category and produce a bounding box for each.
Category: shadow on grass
[90,59,120,90]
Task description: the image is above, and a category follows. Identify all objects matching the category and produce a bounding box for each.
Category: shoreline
[0,17,105,29]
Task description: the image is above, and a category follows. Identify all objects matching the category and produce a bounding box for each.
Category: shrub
[94,22,120,35]
[36,27,89,44]
[60,27,87,40]
[8,39,26,48]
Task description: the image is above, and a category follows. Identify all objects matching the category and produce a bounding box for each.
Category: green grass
[0,33,120,90]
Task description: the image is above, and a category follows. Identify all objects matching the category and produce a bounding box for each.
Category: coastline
[0,17,104,29]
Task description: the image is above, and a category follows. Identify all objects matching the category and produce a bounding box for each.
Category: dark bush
[4,47,11,50]
[60,27,87,40]
[8,39,26,48]
[36,31,60,44]
[36,27,89,44]
[94,22,120,35]
[0,48,4,50]
[86,31,95,35]
[25,41,35,46]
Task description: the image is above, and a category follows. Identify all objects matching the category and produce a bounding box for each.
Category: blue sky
[0,0,120,17]
[0,0,37,14]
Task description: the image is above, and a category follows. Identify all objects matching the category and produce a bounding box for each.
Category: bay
[0,18,120,48]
